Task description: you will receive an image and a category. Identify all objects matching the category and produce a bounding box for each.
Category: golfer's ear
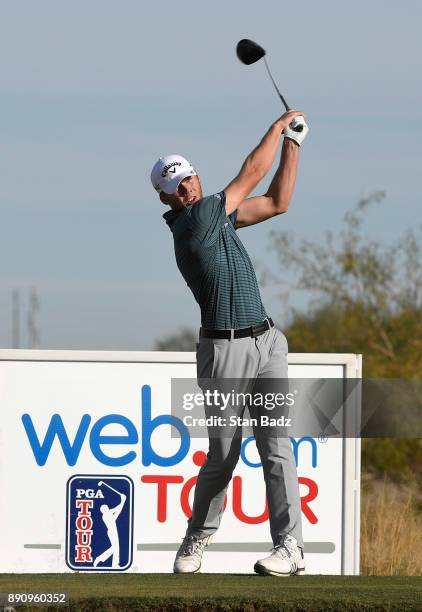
[159,192,170,205]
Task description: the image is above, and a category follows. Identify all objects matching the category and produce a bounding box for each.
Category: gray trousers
[188,324,303,548]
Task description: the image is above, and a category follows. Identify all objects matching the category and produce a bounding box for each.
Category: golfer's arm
[112,501,124,517]
[235,138,300,228]
[224,119,285,215]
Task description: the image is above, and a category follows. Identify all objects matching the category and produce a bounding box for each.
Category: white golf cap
[150,154,197,195]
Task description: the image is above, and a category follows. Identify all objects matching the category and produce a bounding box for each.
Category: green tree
[267,191,422,377]
[154,327,196,351]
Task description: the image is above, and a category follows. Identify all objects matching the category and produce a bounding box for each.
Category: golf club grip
[288,111,304,133]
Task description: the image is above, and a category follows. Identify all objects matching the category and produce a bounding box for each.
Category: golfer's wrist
[283,137,300,150]
[272,118,285,134]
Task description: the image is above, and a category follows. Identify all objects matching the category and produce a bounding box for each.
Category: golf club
[236,39,303,132]
[98,480,124,497]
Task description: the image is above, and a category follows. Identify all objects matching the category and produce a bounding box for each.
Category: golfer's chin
[184,195,200,207]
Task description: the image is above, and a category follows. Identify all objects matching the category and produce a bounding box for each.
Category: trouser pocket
[196,339,219,381]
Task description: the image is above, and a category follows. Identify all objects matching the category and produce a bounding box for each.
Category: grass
[361,478,422,575]
[1,574,422,611]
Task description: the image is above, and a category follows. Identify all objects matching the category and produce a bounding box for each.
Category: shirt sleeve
[222,190,237,229]
[222,190,238,229]
[188,191,235,243]
[227,207,237,229]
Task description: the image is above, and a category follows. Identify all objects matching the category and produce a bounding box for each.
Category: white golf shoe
[173,534,212,573]
[254,534,305,576]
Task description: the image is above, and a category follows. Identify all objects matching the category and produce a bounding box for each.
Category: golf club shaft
[100,481,121,496]
[264,57,303,132]
[263,57,290,112]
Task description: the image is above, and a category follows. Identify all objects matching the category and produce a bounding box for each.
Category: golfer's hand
[284,116,309,146]
[275,110,305,132]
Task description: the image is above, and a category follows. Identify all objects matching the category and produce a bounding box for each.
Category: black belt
[200,317,274,340]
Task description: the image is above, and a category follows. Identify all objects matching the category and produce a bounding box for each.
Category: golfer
[151,109,309,576]
[93,493,126,568]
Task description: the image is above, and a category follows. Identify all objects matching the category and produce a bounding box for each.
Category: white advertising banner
[0,350,361,575]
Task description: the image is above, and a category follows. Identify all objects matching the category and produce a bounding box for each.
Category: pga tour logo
[66,475,134,571]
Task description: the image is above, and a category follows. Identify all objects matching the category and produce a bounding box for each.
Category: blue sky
[0,0,420,350]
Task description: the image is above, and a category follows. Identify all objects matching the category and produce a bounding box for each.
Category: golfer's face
[163,175,203,208]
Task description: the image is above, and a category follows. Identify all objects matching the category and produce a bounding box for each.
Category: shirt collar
[163,207,183,228]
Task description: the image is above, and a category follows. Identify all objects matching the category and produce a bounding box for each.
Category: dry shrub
[360,478,422,575]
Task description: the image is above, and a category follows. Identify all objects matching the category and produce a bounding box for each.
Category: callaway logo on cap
[150,154,197,195]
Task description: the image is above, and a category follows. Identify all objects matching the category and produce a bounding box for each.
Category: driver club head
[236,39,266,65]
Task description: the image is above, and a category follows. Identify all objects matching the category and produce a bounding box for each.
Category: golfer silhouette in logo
[93,481,126,568]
